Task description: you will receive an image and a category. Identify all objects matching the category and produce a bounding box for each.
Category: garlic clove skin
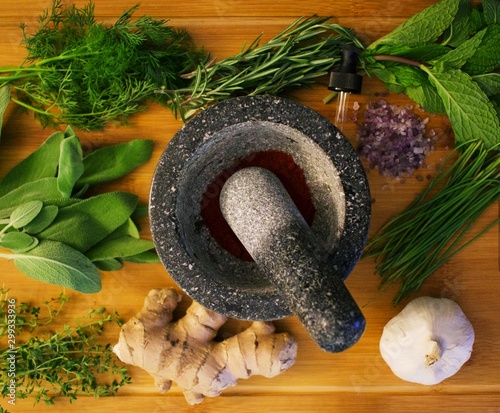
[379,296,474,385]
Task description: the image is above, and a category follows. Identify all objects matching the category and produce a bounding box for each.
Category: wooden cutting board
[1,1,498,412]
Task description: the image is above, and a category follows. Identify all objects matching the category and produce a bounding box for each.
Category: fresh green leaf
[105,218,140,240]
[0,2,206,131]
[76,139,154,187]
[9,201,44,229]
[94,258,123,271]
[85,236,155,262]
[470,7,488,32]
[433,27,487,72]
[0,231,38,252]
[472,73,500,96]
[0,131,64,197]
[462,24,500,75]
[389,44,450,61]
[442,0,474,47]
[423,66,500,148]
[38,191,138,252]
[0,85,10,139]
[57,135,84,198]
[8,240,102,293]
[0,178,61,218]
[483,0,500,24]
[367,0,461,52]
[406,83,447,114]
[24,205,59,234]
[123,250,160,264]
[491,95,500,118]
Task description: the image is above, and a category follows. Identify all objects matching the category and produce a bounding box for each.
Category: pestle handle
[220,167,365,353]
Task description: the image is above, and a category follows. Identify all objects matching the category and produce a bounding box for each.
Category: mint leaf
[462,24,500,75]
[442,0,474,47]
[433,28,487,72]
[367,0,460,52]
[406,83,447,114]
[472,73,500,96]
[423,67,500,148]
[10,240,102,293]
[483,0,500,24]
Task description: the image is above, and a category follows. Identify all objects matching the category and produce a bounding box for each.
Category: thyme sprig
[0,289,130,409]
[157,16,364,120]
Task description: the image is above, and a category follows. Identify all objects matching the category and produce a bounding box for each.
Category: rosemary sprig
[0,288,130,409]
[157,16,364,120]
[364,140,500,305]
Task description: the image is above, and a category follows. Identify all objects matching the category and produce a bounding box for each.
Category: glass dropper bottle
[328,45,363,133]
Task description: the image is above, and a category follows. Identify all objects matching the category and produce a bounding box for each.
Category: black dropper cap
[328,45,363,94]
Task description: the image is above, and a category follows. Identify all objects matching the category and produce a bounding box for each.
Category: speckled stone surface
[220,167,365,352]
[149,95,370,321]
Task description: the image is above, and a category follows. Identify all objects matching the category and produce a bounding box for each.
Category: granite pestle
[220,167,366,352]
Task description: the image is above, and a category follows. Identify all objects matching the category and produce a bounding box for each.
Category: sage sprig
[0,127,158,293]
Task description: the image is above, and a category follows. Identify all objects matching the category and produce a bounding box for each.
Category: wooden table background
[1,0,499,412]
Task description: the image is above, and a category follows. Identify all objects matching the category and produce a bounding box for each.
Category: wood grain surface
[1,1,499,412]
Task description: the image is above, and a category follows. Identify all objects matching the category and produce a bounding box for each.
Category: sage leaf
[76,139,154,187]
[24,205,59,234]
[0,178,61,218]
[105,218,140,240]
[57,135,84,198]
[0,85,9,139]
[0,231,38,252]
[9,201,44,229]
[123,250,160,264]
[472,73,500,96]
[433,28,487,72]
[85,236,156,262]
[423,67,500,149]
[462,24,500,75]
[368,0,460,52]
[38,191,138,252]
[483,0,500,24]
[0,131,64,197]
[94,259,123,271]
[10,240,102,293]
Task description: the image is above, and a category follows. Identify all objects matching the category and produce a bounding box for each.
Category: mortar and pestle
[150,96,371,352]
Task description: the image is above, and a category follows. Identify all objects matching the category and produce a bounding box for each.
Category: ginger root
[113,288,297,404]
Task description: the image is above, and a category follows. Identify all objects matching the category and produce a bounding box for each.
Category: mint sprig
[364,0,500,150]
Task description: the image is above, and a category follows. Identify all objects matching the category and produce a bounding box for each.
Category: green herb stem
[364,140,500,304]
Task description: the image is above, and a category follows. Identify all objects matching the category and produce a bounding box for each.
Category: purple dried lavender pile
[356,100,434,177]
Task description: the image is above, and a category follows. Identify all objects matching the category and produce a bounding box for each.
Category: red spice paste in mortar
[200,150,316,261]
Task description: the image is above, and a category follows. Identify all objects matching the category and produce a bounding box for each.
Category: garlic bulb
[379,296,474,385]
